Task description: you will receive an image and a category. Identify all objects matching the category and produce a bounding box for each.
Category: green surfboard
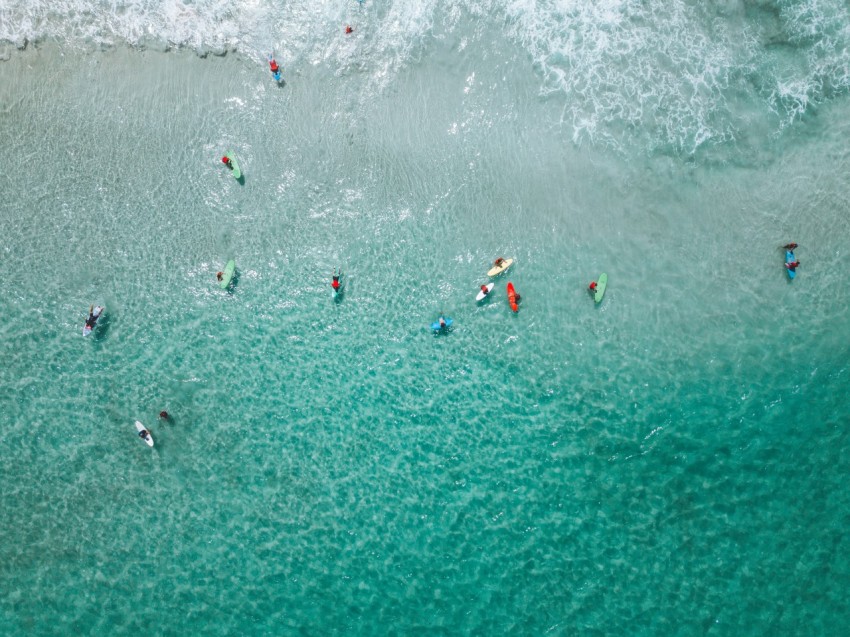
[220,259,236,289]
[225,150,241,180]
[594,273,607,303]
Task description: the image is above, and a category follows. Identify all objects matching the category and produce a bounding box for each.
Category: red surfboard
[507,282,519,312]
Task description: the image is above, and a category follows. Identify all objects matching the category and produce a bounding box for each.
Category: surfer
[268,55,281,80]
[332,269,341,291]
[345,25,354,34]
[138,428,150,439]
[221,156,234,170]
[493,257,506,268]
[782,243,798,250]
[785,260,800,271]
[479,284,490,297]
[438,317,447,329]
[589,281,597,294]
[159,411,169,421]
[85,306,99,330]
[216,271,223,281]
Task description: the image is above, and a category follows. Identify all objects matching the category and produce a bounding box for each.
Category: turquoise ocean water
[2,1,850,634]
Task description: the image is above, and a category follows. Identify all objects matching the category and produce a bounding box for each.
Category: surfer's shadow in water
[92,312,111,341]
[222,270,240,294]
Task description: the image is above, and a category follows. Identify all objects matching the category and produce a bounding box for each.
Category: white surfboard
[476,283,494,301]
[135,420,154,447]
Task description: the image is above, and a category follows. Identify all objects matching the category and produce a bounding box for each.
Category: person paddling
[268,54,281,80]
[85,305,99,330]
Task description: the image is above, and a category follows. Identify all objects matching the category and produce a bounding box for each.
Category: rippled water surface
[2,3,850,633]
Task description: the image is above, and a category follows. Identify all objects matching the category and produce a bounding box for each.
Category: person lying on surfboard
[268,55,281,80]
[221,156,234,170]
[479,284,490,297]
[85,306,100,331]
[493,257,506,267]
[138,428,150,439]
[785,260,800,271]
[332,269,341,291]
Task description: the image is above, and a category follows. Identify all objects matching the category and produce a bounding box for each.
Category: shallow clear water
[2,3,850,634]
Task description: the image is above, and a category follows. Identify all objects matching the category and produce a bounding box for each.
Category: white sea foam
[2,0,849,153]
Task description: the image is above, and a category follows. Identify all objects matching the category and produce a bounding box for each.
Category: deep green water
[1,20,850,636]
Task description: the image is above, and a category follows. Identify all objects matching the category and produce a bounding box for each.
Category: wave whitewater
[2,0,850,154]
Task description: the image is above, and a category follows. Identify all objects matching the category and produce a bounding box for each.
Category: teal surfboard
[220,260,236,289]
[225,150,241,180]
[785,250,796,279]
[594,273,607,303]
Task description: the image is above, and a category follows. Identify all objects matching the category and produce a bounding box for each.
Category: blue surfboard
[431,317,453,332]
[785,250,796,279]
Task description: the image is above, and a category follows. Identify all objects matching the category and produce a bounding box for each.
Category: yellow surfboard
[487,258,514,277]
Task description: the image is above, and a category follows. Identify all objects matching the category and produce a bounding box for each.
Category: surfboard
[785,250,796,279]
[135,421,154,447]
[224,150,241,180]
[431,317,453,332]
[476,283,494,301]
[507,282,519,312]
[594,273,608,303]
[83,306,104,336]
[219,260,236,289]
[487,258,514,277]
